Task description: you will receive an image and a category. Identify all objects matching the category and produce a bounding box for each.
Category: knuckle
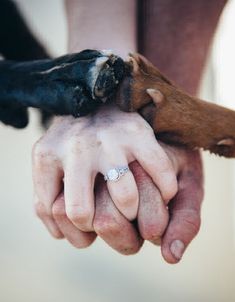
[94,217,121,236]
[141,223,166,241]
[34,202,49,218]
[32,139,55,164]
[176,210,201,235]
[140,207,169,240]
[184,214,201,235]
[162,175,178,201]
[52,202,65,218]
[32,141,43,163]
[66,135,94,156]
[115,188,138,207]
[67,137,82,153]
[66,205,91,226]
[51,230,64,240]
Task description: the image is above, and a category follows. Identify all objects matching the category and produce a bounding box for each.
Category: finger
[52,193,96,248]
[130,161,169,244]
[63,160,95,232]
[132,139,177,202]
[161,152,204,264]
[32,143,63,238]
[34,196,64,239]
[102,158,139,220]
[93,175,143,255]
[107,171,139,221]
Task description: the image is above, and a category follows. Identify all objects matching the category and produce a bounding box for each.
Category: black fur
[0,50,126,127]
[0,1,126,128]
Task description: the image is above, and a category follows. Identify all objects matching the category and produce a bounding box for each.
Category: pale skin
[32,0,226,263]
[33,108,203,259]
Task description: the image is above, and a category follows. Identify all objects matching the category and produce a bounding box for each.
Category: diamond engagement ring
[104,166,130,182]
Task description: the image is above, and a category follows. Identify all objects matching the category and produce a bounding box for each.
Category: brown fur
[117,53,235,158]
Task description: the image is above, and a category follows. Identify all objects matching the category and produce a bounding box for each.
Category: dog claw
[217,138,235,146]
[129,56,139,73]
[89,56,109,98]
[101,49,113,56]
[146,89,165,105]
[94,54,127,100]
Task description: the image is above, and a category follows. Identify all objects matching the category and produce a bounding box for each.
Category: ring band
[104,166,129,182]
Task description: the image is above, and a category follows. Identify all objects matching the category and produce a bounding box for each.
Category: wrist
[65,0,137,59]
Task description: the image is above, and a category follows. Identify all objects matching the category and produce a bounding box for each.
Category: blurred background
[0,0,235,301]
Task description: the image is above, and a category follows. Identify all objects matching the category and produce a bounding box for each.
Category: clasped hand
[32,103,203,263]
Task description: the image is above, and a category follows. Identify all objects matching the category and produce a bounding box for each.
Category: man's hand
[92,146,203,263]
[132,145,204,263]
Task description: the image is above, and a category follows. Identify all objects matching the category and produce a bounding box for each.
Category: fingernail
[170,240,185,260]
[151,237,161,246]
[146,89,164,104]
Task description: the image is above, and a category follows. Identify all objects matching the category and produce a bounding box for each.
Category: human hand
[32,105,177,251]
[87,143,203,263]
[45,145,203,262]
[130,145,204,263]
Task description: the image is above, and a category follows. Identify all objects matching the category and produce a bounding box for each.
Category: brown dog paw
[117,53,235,158]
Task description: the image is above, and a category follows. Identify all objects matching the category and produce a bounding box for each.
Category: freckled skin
[33,106,178,252]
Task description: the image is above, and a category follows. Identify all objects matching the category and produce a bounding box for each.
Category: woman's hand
[92,145,203,263]
[32,105,177,233]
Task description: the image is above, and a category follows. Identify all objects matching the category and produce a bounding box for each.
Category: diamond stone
[107,169,119,181]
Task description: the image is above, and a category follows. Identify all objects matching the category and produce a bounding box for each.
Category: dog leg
[0,49,126,127]
[117,53,235,158]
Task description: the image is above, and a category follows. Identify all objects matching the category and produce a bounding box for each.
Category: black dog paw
[94,54,127,101]
[72,85,101,117]
[0,105,28,128]
[47,49,127,113]
[0,49,127,127]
